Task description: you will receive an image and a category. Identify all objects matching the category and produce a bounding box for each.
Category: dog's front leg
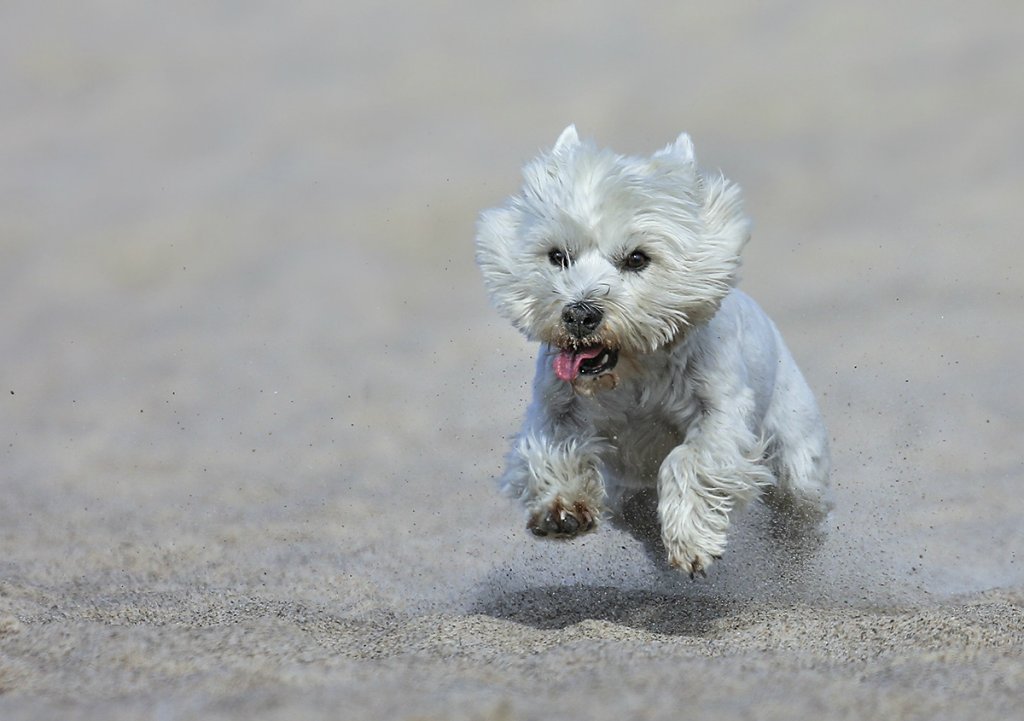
[497,352,608,538]
[657,390,774,576]
[501,428,606,538]
[499,368,608,542]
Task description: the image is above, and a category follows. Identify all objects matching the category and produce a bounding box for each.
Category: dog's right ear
[552,124,580,154]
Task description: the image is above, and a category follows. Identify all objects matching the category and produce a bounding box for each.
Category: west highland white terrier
[475,126,831,577]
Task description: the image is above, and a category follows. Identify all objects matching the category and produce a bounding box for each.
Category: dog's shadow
[471,489,827,636]
[471,582,739,636]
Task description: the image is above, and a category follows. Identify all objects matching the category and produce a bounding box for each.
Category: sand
[2,1,1023,719]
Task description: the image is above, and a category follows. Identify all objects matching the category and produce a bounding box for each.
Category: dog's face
[476,126,750,389]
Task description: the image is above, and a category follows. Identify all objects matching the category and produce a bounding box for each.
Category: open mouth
[552,345,619,382]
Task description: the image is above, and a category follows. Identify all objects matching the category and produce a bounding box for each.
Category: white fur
[475,127,832,576]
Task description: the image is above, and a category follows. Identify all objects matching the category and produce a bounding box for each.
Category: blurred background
[2,0,1023,622]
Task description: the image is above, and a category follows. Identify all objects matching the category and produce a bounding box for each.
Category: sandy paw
[666,545,722,580]
[528,499,597,539]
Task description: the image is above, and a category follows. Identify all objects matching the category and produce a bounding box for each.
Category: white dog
[475,126,831,577]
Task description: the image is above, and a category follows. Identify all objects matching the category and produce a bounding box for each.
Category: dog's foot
[665,542,723,580]
[528,499,597,538]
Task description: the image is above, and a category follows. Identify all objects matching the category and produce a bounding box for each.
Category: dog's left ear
[669,133,696,165]
[654,132,697,166]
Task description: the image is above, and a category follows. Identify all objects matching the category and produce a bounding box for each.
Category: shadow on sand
[471,582,742,636]
[471,489,829,636]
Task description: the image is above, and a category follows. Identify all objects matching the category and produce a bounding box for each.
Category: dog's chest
[583,371,703,483]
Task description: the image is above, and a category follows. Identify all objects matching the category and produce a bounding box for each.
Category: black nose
[562,301,603,337]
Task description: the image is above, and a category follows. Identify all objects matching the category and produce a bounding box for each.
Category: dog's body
[475,127,831,576]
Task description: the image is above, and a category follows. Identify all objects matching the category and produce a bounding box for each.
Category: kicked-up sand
[2,1,1022,719]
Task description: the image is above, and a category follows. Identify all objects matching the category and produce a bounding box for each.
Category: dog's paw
[665,542,723,580]
[527,499,597,539]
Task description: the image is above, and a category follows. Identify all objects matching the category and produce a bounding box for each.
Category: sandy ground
[2,1,1024,719]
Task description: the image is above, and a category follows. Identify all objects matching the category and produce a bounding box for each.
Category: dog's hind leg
[760,349,833,527]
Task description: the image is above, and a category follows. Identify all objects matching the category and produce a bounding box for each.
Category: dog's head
[475,126,750,390]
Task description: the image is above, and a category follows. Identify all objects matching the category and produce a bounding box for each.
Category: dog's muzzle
[553,301,619,383]
[561,301,603,338]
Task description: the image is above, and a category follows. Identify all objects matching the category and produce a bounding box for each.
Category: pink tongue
[553,346,604,382]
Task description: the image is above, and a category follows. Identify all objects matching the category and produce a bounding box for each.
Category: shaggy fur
[475,126,831,576]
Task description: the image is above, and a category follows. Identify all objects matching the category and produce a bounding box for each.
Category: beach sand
[2,1,1023,719]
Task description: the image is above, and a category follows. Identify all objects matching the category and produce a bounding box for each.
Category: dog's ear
[669,133,696,164]
[552,124,580,154]
[654,132,697,166]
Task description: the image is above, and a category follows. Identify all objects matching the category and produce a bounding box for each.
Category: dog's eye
[622,250,650,272]
[548,248,571,269]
